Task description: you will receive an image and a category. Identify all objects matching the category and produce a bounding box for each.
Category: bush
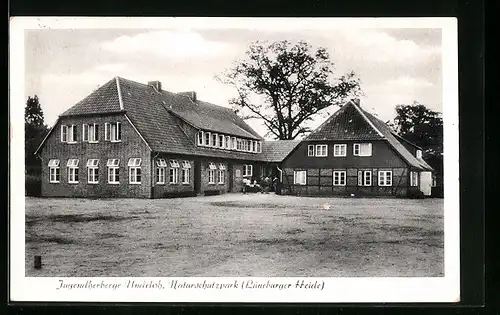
[204,190,221,196]
[407,189,425,199]
[161,191,197,198]
[25,174,41,197]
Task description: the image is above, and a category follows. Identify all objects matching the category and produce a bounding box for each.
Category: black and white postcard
[10,17,459,303]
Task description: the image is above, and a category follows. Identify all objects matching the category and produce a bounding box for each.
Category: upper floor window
[67,159,79,184]
[83,123,99,143]
[294,170,306,185]
[219,134,224,148]
[378,171,393,186]
[416,150,422,159]
[256,141,262,153]
[353,143,372,157]
[316,144,328,157]
[225,136,231,149]
[197,131,204,146]
[212,133,218,147]
[105,122,121,142]
[231,137,237,150]
[333,144,347,157]
[61,124,77,143]
[204,132,211,146]
[48,159,60,183]
[308,145,315,156]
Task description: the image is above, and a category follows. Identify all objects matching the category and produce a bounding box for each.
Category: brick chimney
[178,91,197,102]
[147,81,162,91]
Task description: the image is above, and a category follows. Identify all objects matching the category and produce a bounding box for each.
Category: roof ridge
[352,103,384,137]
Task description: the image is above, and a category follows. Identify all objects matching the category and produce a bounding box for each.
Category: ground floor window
[157,167,165,184]
[48,159,60,183]
[169,168,179,184]
[410,171,419,187]
[243,164,253,177]
[88,167,99,184]
[208,169,215,184]
[67,159,79,184]
[128,158,142,184]
[378,171,393,186]
[294,170,307,185]
[107,159,120,184]
[333,170,346,186]
[357,170,372,186]
[181,168,190,184]
[217,170,225,184]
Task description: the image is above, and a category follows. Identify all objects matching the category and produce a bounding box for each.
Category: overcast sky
[25,27,442,138]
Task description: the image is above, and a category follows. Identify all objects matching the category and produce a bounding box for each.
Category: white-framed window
[333,171,346,186]
[83,123,99,143]
[48,159,60,183]
[197,131,204,146]
[168,168,178,184]
[232,137,237,150]
[128,158,142,184]
[353,143,372,156]
[208,162,217,170]
[205,132,211,146]
[378,171,393,186]
[237,139,242,151]
[219,134,224,148]
[212,133,218,147]
[62,125,77,143]
[307,145,315,156]
[243,164,253,177]
[208,170,215,184]
[416,150,423,159]
[315,144,328,157]
[169,160,180,168]
[157,167,165,184]
[225,136,231,149]
[410,171,419,187]
[218,163,226,170]
[156,158,167,167]
[156,158,167,184]
[333,144,347,157]
[293,170,307,185]
[182,160,191,169]
[67,159,79,183]
[257,141,262,153]
[87,159,99,184]
[357,170,372,186]
[217,170,225,184]
[107,159,120,184]
[60,125,68,142]
[105,122,122,142]
[181,168,190,184]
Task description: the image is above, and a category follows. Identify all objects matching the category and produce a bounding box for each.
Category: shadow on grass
[210,201,289,209]
[26,214,139,225]
[26,235,77,245]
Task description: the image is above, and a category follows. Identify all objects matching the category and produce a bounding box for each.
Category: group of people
[242,176,279,194]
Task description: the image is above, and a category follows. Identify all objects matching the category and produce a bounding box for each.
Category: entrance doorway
[194,160,201,194]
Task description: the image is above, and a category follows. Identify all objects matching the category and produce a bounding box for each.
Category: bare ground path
[25,194,444,277]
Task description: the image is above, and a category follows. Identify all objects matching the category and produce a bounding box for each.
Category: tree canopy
[392,102,443,186]
[218,40,361,140]
[25,95,48,175]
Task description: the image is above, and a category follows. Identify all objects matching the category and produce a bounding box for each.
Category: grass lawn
[25,194,444,277]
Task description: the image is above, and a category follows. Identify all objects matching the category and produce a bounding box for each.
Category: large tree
[392,102,443,186]
[25,95,48,175]
[217,40,361,139]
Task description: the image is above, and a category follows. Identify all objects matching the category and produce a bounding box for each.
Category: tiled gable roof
[305,102,384,141]
[260,140,301,162]
[361,109,433,171]
[60,78,123,116]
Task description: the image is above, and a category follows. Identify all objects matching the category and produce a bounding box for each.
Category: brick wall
[152,153,195,198]
[40,113,152,198]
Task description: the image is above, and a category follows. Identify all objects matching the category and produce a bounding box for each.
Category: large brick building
[35,77,433,198]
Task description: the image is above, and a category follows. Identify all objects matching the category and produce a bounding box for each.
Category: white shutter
[117,122,121,140]
[82,124,88,142]
[104,123,110,141]
[60,125,67,142]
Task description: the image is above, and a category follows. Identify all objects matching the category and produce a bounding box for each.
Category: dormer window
[204,132,211,146]
[416,150,422,159]
[197,131,204,146]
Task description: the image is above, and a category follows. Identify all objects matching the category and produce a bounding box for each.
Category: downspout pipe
[151,152,160,199]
